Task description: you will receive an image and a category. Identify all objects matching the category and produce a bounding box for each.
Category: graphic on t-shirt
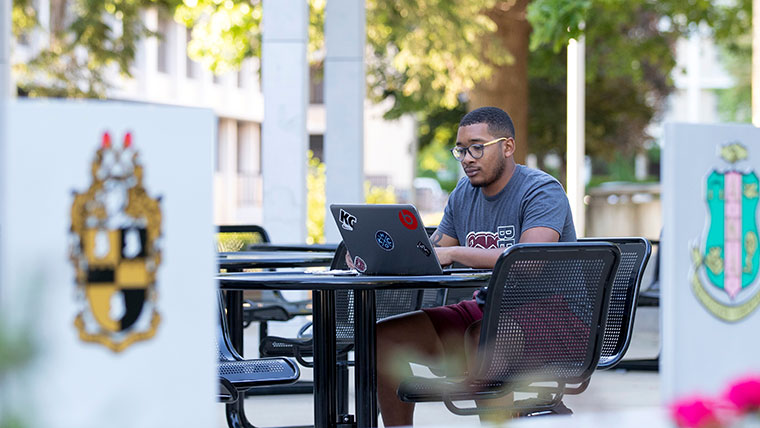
[339,209,357,231]
[398,209,418,230]
[375,230,394,251]
[466,225,515,249]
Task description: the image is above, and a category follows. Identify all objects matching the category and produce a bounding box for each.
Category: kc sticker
[399,209,418,230]
[375,230,395,251]
[339,208,357,231]
[353,256,367,273]
[416,241,432,257]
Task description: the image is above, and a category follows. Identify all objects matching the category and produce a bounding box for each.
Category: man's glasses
[450,137,507,161]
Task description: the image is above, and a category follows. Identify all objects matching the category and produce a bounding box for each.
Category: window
[186,28,199,79]
[309,64,324,104]
[157,17,170,73]
[309,134,324,162]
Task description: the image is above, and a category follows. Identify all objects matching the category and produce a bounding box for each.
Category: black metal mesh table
[218,271,491,428]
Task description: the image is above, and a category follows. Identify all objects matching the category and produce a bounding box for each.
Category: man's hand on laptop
[434,246,456,267]
[345,251,356,269]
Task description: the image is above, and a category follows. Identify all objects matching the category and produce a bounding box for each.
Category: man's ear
[502,137,516,158]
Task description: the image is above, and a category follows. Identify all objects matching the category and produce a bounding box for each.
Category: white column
[566,37,586,237]
[753,0,760,126]
[324,0,365,243]
[262,0,308,242]
[686,33,701,122]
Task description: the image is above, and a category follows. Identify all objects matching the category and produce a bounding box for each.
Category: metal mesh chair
[614,237,660,371]
[579,237,651,369]
[397,242,621,417]
[216,291,301,428]
[217,225,313,335]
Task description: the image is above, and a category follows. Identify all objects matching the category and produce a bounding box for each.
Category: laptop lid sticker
[375,230,395,251]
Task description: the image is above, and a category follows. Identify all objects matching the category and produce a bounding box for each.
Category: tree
[13,0,179,97]
[12,0,752,172]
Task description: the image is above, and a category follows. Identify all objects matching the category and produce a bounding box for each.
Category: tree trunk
[468,0,531,165]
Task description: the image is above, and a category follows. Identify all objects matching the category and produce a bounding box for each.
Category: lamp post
[567,36,586,237]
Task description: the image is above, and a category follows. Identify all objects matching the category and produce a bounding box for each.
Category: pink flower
[724,375,760,413]
[669,396,724,428]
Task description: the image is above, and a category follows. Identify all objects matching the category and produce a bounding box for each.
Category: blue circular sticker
[375,230,394,251]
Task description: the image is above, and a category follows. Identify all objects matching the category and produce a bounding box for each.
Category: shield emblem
[692,142,760,322]
[69,132,162,351]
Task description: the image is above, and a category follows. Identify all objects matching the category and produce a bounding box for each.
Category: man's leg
[465,320,519,423]
[376,310,445,427]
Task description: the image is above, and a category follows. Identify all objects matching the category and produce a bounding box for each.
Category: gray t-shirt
[438,164,576,246]
[437,165,576,306]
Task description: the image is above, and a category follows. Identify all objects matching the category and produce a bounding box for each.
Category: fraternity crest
[69,132,163,351]
[691,142,760,322]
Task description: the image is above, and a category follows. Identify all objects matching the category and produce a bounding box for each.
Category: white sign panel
[662,122,760,400]
[0,100,217,427]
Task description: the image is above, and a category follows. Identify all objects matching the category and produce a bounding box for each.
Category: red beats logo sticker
[399,209,418,230]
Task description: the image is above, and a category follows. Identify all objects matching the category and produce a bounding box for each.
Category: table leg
[225,290,245,355]
[354,289,377,428]
[313,289,338,427]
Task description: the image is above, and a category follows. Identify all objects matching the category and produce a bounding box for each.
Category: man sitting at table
[376,106,577,426]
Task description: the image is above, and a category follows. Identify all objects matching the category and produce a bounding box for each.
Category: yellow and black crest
[69,132,162,352]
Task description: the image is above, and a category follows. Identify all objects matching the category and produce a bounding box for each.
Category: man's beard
[472,157,506,188]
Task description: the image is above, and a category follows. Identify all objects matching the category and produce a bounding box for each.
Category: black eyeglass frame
[450,137,508,161]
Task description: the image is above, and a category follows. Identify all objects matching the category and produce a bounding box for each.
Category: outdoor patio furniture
[580,237,652,369]
[615,238,660,372]
[396,242,621,418]
[259,241,440,414]
[216,291,301,427]
[217,225,318,343]
[218,267,491,427]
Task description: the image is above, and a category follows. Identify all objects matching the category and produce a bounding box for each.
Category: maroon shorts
[421,299,484,365]
[422,296,591,373]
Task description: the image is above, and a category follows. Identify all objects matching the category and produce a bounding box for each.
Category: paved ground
[219,306,661,427]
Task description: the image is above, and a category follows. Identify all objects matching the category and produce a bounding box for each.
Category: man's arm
[434,226,560,269]
[429,228,458,248]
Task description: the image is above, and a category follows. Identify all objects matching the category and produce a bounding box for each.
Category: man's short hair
[459,107,515,139]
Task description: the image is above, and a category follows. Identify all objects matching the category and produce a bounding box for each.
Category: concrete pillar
[686,33,701,122]
[262,0,308,242]
[324,0,365,243]
[566,37,586,237]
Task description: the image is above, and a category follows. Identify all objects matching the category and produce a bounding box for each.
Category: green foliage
[365,0,508,119]
[715,32,751,124]
[216,232,265,252]
[307,150,326,245]
[13,0,180,97]
[526,0,590,52]
[415,104,466,192]
[306,151,397,243]
[174,0,262,74]
[527,0,686,162]
[0,315,36,428]
[364,182,397,204]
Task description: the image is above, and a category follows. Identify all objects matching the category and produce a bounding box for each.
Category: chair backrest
[579,237,651,368]
[472,242,620,388]
[216,225,270,252]
[216,290,243,363]
[331,241,424,342]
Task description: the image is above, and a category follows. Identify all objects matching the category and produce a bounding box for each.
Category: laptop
[329,204,444,275]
